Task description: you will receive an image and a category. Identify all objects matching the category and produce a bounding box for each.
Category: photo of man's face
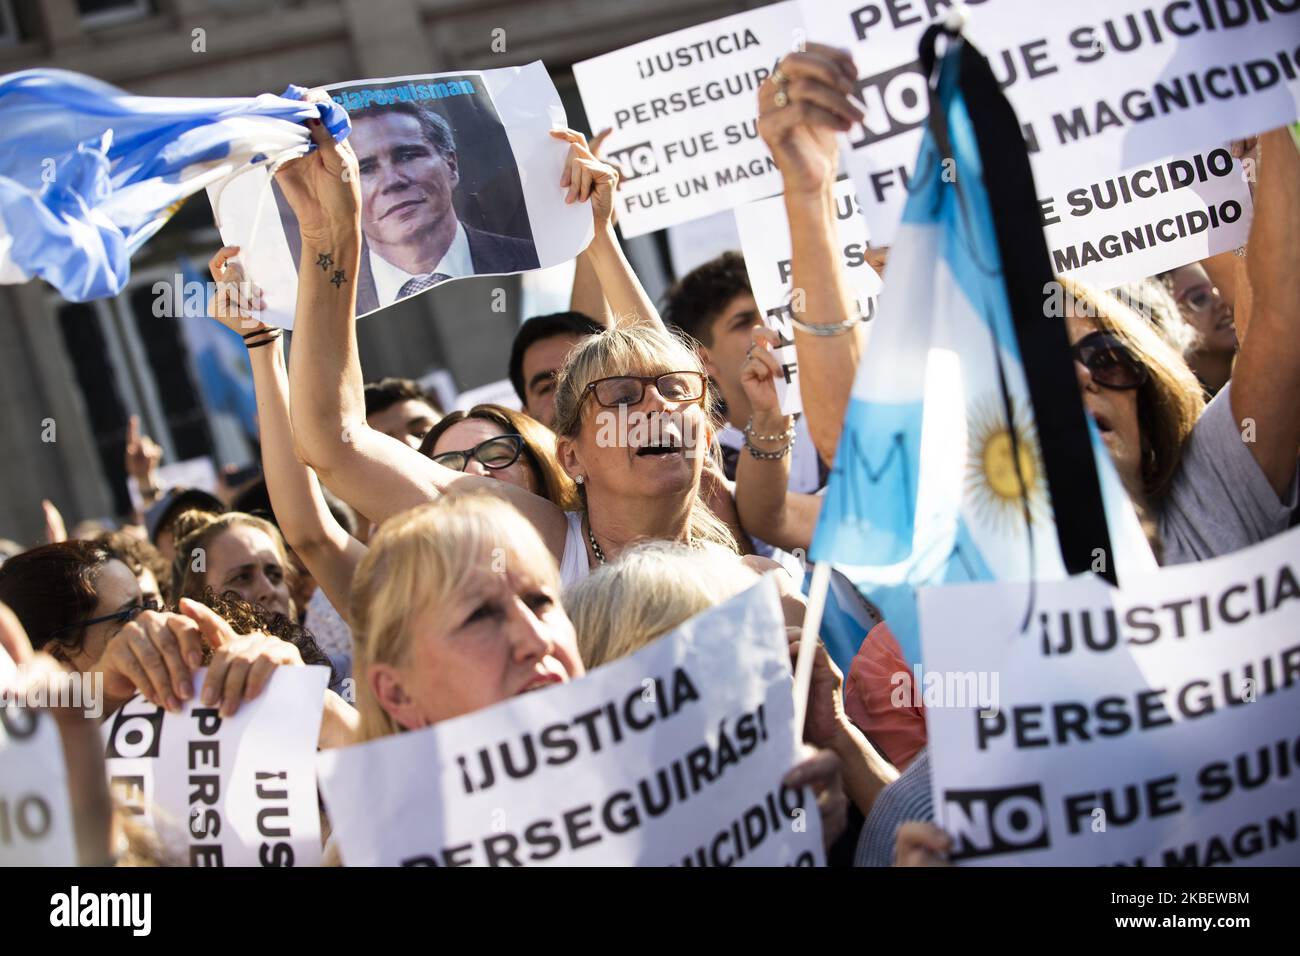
[353,111,460,250]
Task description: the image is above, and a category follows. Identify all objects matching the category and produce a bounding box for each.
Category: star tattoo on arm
[330,270,347,288]
[316,252,334,272]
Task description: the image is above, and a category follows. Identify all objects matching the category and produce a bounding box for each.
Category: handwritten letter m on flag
[810,25,1153,666]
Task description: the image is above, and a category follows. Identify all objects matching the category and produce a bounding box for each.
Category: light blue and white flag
[0,70,349,301]
[809,29,1154,667]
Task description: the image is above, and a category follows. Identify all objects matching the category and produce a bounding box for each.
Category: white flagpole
[792,560,832,741]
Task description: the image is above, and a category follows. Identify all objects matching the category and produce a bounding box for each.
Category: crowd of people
[1,39,1296,869]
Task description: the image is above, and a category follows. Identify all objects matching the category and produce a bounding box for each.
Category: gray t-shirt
[1158,382,1299,565]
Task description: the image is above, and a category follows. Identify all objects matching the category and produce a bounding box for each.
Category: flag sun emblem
[965,397,1048,533]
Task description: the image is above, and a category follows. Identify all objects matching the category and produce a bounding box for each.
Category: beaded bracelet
[744,417,795,444]
[744,433,794,460]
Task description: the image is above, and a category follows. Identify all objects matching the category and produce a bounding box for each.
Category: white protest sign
[209,62,592,328]
[318,578,824,866]
[799,0,1290,249]
[1042,147,1253,287]
[919,523,1300,866]
[0,650,78,866]
[735,177,883,414]
[103,666,328,866]
[573,1,803,238]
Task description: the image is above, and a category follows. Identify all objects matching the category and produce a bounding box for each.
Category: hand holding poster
[318,578,824,866]
[0,648,77,867]
[735,176,883,414]
[799,0,1288,256]
[103,666,328,866]
[209,62,593,327]
[573,1,804,238]
[920,524,1300,866]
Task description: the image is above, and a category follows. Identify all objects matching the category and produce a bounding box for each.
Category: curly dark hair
[661,251,752,348]
[192,587,337,685]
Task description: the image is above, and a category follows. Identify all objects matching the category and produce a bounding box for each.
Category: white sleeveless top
[559,511,592,590]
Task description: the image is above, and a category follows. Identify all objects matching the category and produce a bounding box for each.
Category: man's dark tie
[397,272,452,298]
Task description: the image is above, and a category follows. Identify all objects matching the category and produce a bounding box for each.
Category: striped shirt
[855,748,934,867]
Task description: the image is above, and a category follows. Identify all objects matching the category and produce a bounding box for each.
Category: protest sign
[209,62,592,328]
[318,578,824,866]
[0,649,77,866]
[920,524,1300,866]
[103,666,328,866]
[800,0,1292,248]
[735,177,883,414]
[573,1,803,238]
[1040,147,1253,288]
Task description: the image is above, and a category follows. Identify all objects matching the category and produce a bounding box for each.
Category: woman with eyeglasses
[0,542,314,721]
[280,118,742,590]
[418,404,578,510]
[748,53,1299,570]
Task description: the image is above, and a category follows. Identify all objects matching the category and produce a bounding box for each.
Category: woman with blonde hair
[564,540,896,827]
[283,123,745,589]
[349,493,582,742]
[342,496,847,854]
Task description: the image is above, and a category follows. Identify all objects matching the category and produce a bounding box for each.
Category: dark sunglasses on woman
[1073,331,1149,390]
[48,597,162,640]
[431,434,525,472]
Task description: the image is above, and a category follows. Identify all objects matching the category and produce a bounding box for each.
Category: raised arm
[734,327,822,551]
[1231,127,1300,497]
[757,45,865,466]
[209,246,367,619]
[550,129,664,331]
[278,116,567,552]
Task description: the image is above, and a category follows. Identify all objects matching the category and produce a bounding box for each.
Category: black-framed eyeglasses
[431,434,526,473]
[579,371,706,409]
[48,597,161,641]
[1073,331,1149,390]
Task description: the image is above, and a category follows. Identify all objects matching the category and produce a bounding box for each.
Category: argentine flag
[809,28,1154,667]
[0,70,349,302]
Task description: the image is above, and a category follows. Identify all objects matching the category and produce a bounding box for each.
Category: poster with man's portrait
[208,62,592,328]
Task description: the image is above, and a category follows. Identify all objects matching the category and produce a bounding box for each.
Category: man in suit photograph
[350,101,539,313]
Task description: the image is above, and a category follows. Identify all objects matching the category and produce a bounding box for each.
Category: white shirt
[370,220,473,306]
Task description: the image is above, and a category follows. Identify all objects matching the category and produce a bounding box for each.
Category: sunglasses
[48,597,162,641]
[431,434,525,472]
[1073,331,1149,390]
[579,372,706,410]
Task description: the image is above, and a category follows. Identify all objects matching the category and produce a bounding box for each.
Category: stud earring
[574,475,584,485]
